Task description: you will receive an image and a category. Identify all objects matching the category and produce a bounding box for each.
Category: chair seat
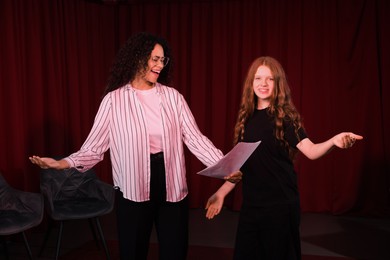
[50,198,113,220]
[0,210,43,235]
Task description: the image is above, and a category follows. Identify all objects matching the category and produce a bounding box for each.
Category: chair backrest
[40,167,105,201]
[0,172,9,195]
[0,172,44,236]
[0,173,16,211]
[0,173,33,213]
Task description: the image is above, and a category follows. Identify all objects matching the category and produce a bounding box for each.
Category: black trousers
[234,202,301,260]
[116,153,189,260]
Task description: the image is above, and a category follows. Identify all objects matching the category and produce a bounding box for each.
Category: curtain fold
[0,0,388,216]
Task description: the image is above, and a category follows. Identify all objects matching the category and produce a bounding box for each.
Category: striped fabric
[64,83,223,202]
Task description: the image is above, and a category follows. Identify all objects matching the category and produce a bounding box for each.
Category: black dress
[234,108,307,260]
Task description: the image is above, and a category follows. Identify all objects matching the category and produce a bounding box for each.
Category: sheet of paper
[196,141,261,179]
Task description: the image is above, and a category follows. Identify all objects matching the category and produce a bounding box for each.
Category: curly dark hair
[104,32,173,95]
[233,56,304,160]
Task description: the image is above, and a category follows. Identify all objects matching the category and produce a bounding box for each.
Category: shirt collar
[125,83,161,94]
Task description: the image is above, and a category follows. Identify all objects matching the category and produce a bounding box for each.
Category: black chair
[39,167,114,260]
[0,172,44,260]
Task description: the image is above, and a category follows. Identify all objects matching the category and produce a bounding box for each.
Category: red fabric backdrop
[0,0,389,216]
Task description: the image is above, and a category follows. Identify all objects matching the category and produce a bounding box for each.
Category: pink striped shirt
[64,83,224,202]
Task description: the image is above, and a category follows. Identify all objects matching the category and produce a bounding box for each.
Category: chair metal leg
[55,221,63,260]
[39,219,53,256]
[88,218,100,248]
[1,236,10,260]
[94,217,111,260]
[21,232,33,260]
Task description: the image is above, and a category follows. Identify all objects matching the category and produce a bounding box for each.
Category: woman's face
[253,65,274,109]
[141,44,167,85]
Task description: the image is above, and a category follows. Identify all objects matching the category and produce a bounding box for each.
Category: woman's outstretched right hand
[29,156,61,169]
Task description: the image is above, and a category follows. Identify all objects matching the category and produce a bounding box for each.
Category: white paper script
[196,141,261,179]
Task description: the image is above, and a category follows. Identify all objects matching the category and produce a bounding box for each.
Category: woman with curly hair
[205,56,363,259]
[30,32,238,260]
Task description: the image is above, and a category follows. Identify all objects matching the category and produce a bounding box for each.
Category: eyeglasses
[151,56,170,67]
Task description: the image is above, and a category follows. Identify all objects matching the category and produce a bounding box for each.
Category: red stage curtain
[0,0,389,216]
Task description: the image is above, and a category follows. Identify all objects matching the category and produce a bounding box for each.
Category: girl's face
[253,65,274,109]
[138,44,168,87]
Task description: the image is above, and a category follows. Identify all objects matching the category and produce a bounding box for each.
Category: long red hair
[233,56,303,159]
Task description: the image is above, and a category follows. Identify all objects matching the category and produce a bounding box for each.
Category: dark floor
[1,208,390,260]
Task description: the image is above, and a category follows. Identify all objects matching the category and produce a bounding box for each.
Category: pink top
[64,83,223,202]
[134,87,163,154]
